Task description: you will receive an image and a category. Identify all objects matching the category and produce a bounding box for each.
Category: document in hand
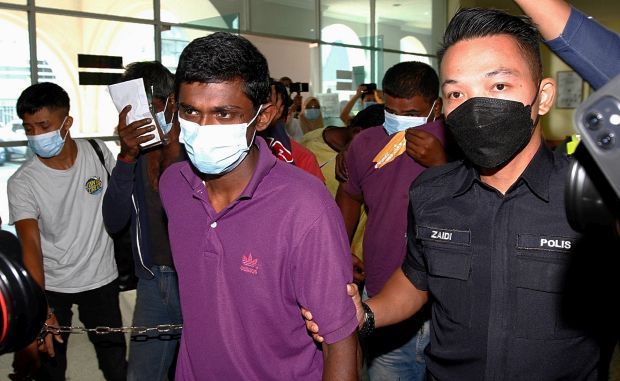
[108,78,162,148]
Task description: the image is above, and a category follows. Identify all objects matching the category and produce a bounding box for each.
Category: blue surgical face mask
[383,99,437,135]
[155,97,173,135]
[304,108,321,120]
[27,116,69,158]
[179,105,262,175]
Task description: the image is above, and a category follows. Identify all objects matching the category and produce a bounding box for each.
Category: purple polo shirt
[160,137,357,381]
[344,120,445,296]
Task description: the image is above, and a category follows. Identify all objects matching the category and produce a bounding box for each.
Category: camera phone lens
[597,132,615,149]
[585,112,602,130]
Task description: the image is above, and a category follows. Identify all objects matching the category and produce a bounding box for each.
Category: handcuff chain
[38,323,183,339]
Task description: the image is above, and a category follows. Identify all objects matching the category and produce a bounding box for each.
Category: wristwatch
[359,302,375,338]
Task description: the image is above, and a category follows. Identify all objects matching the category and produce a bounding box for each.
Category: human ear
[64,115,74,130]
[432,98,443,120]
[254,103,278,132]
[536,78,556,116]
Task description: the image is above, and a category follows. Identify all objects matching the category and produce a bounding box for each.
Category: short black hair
[175,32,271,111]
[382,61,439,103]
[16,82,70,119]
[350,104,384,130]
[437,7,542,85]
[120,61,174,101]
[272,80,292,119]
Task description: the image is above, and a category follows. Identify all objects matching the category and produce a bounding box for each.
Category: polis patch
[517,234,574,252]
[85,176,103,195]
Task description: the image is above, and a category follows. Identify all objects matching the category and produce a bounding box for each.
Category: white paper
[108,78,162,148]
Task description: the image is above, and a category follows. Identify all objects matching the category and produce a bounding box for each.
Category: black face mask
[446,97,536,169]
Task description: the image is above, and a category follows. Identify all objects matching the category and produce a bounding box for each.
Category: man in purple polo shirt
[335,61,447,380]
[158,32,358,380]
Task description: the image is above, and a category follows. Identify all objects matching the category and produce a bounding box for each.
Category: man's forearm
[514,0,571,40]
[15,219,45,288]
[336,185,362,243]
[322,333,359,381]
[366,268,428,328]
[339,94,360,125]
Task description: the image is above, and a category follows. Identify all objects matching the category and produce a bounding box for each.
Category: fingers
[118,111,156,160]
[405,128,432,144]
[302,307,324,342]
[347,283,359,296]
[45,332,56,357]
[312,333,325,343]
[405,128,446,164]
[123,120,156,139]
[302,283,361,345]
[301,307,313,321]
[301,308,318,334]
[118,104,132,127]
[347,283,365,328]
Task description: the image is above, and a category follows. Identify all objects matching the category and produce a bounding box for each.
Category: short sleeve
[343,138,363,197]
[8,175,39,225]
[292,202,358,344]
[401,183,429,291]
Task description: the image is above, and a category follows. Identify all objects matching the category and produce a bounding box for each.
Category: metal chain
[39,323,182,338]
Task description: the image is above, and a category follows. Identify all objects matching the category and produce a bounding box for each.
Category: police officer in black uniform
[339,7,620,381]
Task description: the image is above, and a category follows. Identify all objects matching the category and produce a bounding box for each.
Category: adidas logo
[240,253,259,275]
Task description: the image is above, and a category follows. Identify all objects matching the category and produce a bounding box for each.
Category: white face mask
[179,105,262,175]
[155,97,173,135]
[383,99,437,135]
[27,116,69,158]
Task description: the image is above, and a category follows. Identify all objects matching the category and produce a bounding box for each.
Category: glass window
[0,10,29,232]
[320,41,371,126]
[36,0,154,20]
[161,0,236,29]
[250,0,317,40]
[161,27,217,71]
[375,0,433,52]
[0,10,30,128]
[35,14,156,137]
[321,0,371,48]
[375,52,439,88]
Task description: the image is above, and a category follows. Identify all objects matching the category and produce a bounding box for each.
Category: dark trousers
[34,279,127,381]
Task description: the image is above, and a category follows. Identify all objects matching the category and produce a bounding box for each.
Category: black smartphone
[362,83,377,93]
[290,82,309,93]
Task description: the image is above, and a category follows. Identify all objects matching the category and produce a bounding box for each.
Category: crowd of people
[3,0,620,380]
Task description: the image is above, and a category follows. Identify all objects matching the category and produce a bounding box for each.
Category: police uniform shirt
[402,143,613,381]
